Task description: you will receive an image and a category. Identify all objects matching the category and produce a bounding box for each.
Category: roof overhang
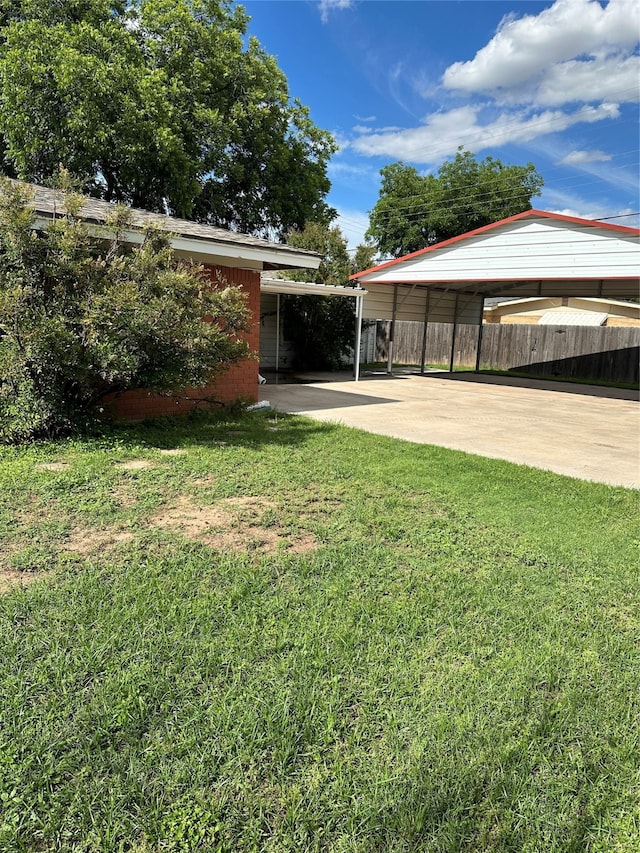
[31,213,321,273]
[17,178,321,273]
[261,277,366,297]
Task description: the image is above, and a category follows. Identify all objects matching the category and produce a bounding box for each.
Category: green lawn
[1,411,638,852]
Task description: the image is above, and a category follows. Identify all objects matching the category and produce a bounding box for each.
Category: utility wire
[367,154,640,224]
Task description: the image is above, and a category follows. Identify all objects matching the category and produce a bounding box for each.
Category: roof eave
[32,213,321,272]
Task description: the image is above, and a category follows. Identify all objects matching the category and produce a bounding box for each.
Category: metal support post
[387,284,398,374]
[354,293,363,381]
[449,293,459,373]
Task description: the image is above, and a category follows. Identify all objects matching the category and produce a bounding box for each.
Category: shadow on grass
[101,409,337,453]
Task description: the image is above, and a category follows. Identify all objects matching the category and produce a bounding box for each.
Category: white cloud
[541,184,639,222]
[318,0,353,24]
[443,0,640,105]
[560,149,613,165]
[352,103,620,164]
[534,54,639,105]
[354,114,377,123]
[547,202,640,223]
[549,207,606,219]
[352,124,403,134]
[549,206,638,225]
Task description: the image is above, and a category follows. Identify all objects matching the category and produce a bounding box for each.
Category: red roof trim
[349,209,640,281]
[360,274,639,286]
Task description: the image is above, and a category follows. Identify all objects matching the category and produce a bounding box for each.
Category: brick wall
[106,265,261,421]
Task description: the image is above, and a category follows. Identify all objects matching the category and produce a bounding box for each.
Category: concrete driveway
[262,371,640,488]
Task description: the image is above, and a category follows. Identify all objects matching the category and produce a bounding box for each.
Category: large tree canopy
[367,150,544,258]
[0,0,337,236]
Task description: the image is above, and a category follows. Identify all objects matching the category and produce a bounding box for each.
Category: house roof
[485,296,640,312]
[9,179,322,272]
[537,310,608,326]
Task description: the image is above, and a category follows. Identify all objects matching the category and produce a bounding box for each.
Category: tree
[351,241,378,276]
[0,179,251,441]
[279,222,357,371]
[0,0,337,236]
[367,150,544,257]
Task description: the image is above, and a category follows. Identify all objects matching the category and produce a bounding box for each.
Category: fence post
[475,297,485,372]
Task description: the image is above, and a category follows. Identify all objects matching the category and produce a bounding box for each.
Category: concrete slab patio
[262,372,640,488]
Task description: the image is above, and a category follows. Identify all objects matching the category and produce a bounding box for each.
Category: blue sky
[242,0,640,250]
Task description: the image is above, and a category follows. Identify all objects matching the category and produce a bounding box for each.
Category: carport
[260,276,367,380]
[350,210,640,375]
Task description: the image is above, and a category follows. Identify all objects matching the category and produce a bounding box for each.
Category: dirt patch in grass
[116,459,156,471]
[63,526,135,556]
[152,495,317,555]
[0,524,135,594]
[36,461,69,472]
[0,568,49,593]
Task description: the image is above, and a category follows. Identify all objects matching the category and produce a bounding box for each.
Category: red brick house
[23,182,321,419]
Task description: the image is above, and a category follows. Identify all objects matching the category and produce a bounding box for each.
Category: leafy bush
[279,222,358,371]
[282,293,356,370]
[0,179,251,441]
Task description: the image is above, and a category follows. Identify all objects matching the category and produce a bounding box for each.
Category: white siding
[361,219,640,285]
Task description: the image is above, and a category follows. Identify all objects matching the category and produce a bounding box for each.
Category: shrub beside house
[11,181,321,421]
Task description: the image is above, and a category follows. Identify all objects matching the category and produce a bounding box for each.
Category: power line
[598,211,640,221]
[367,166,640,227]
[367,148,640,222]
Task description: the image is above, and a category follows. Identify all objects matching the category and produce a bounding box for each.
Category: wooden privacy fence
[374,321,640,385]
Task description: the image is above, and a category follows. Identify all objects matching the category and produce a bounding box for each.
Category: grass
[0,410,638,852]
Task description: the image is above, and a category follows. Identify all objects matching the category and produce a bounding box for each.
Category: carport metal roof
[261,277,366,298]
[349,210,639,373]
[351,210,639,322]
